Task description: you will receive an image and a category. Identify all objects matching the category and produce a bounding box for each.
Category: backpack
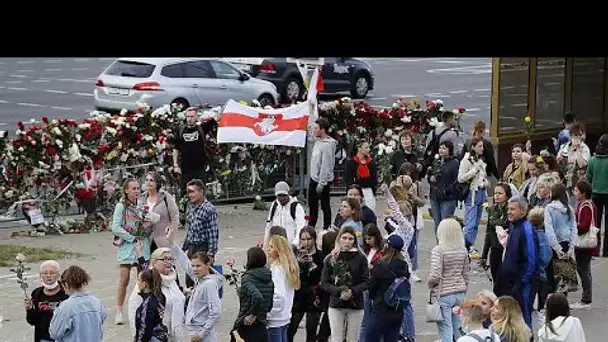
[466,330,499,342]
[267,200,300,223]
[423,127,452,170]
[383,268,411,310]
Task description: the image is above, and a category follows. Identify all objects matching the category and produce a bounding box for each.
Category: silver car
[93,57,279,112]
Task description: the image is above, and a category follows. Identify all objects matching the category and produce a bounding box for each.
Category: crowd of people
[20,109,606,342]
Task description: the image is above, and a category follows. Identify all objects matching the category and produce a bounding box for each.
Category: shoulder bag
[426,251,444,322]
[575,200,599,249]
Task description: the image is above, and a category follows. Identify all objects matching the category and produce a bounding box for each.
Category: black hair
[563,111,576,124]
[439,140,454,156]
[186,179,205,192]
[269,226,287,239]
[575,180,592,199]
[139,268,165,304]
[322,231,338,256]
[398,162,419,182]
[347,184,364,198]
[315,117,330,131]
[550,183,571,216]
[512,143,525,152]
[442,111,454,122]
[362,223,383,254]
[299,226,317,245]
[245,247,267,269]
[545,293,570,335]
[495,182,513,199]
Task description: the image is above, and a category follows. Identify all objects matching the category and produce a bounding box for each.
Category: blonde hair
[528,206,544,226]
[477,289,497,303]
[492,296,532,342]
[537,173,559,191]
[150,248,171,262]
[121,177,138,204]
[267,235,301,290]
[437,218,466,249]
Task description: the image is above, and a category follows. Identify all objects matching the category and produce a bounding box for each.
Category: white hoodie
[267,264,294,328]
[538,316,586,342]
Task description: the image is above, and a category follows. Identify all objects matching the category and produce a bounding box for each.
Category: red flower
[75,188,94,201]
[42,116,49,124]
[35,178,43,186]
[17,121,24,130]
[458,107,466,113]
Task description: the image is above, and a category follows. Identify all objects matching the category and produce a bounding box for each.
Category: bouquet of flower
[131,205,158,238]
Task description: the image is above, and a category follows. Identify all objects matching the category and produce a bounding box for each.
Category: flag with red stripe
[217,100,309,147]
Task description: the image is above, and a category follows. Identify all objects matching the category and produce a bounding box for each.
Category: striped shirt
[427,245,470,296]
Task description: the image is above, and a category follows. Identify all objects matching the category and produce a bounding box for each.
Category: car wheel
[258,94,275,108]
[283,78,303,102]
[171,98,190,111]
[350,74,370,99]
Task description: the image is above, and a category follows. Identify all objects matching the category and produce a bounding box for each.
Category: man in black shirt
[172,107,216,191]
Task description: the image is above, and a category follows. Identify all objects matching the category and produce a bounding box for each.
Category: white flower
[452,109,459,115]
[255,195,262,201]
[385,145,394,154]
[429,117,439,127]
[434,153,440,159]
[252,99,261,107]
[384,129,393,138]
[4,190,14,198]
[120,153,128,162]
[136,102,150,111]
[51,119,58,124]
[18,146,24,152]
[435,99,444,106]
[340,97,351,102]
[31,140,36,146]
[52,127,62,136]
[401,116,412,123]
[120,109,128,115]
[392,135,399,141]
[29,118,36,124]
[388,140,397,149]
[151,105,170,117]
[392,102,400,109]
[106,127,117,136]
[357,126,367,134]
[55,139,63,147]
[75,134,82,142]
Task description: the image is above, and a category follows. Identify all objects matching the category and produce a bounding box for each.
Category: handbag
[575,201,599,249]
[426,252,444,322]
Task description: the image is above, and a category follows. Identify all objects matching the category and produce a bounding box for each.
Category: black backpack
[267,201,300,223]
[423,127,452,171]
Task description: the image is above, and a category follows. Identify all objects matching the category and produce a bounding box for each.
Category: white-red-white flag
[217,100,309,148]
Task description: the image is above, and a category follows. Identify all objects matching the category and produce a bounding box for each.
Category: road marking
[8,87,27,91]
[436,60,467,64]
[51,106,73,110]
[16,60,34,64]
[500,116,518,120]
[427,64,492,75]
[369,97,387,100]
[478,95,490,98]
[512,103,528,107]
[17,69,35,73]
[71,67,88,71]
[426,93,451,98]
[474,88,490,92]
[98,57,115,61]
[390,94,419,98]
[449,90,468,94]
[0,100,8,103]
[74,58,92,62]
[45,89,68,94]
[32,79,50,83]
[9,74,28,78]
[45,68,63,72]
[17,102,44,107]
[44,59,63,63]
[57,78,92,83]
[5,80,22,84]
[74,92,93,97]
[500,86,516,90]
[465,107,482,112]
[426,92,443,96]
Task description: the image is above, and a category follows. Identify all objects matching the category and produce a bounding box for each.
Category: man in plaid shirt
[183,179,219,287]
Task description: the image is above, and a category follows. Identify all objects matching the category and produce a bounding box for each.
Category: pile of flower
[0,97,466,220]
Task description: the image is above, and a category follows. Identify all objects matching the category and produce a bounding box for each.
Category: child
[456,298,501,342]
[134,269,168,342]
[529,206,553,313]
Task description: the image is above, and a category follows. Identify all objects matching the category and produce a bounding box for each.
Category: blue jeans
[430,200,458,235]
[408,229,419,271]
[365,310,402,342]
[436,292,465,342]
[463,188,487,249]
[359,291,372,342]
[267,324,288,342]
[401,300,415,338]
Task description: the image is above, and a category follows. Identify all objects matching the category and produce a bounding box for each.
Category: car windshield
[105,60,155,78]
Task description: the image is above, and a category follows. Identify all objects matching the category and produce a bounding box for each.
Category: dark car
[224,57,375,102]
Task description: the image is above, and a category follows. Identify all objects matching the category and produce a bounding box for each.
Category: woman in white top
[266,234,301,342]
[129,245,185,341]
[538,293,586,342]
[458,137,489,252]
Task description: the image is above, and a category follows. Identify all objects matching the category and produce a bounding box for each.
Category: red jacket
[575,200,600,257]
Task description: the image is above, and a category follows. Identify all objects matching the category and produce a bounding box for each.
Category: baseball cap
[386,234,404,251]
[274,181,290,196]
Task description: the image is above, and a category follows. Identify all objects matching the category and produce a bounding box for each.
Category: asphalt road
[0,57,491,134]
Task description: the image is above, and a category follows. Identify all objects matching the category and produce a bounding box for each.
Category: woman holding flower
[141,171,179,253]
[481,183,512,294]
[320,226,369,342]
[112,178,152,325]
[390,130,422,180]
[344,139,378,212]
[266,235,301,342]
[289,227,324,342]
[459,121,499,180]
[427,140,460,235]
[458,137,489,252]
[502,143,531,190]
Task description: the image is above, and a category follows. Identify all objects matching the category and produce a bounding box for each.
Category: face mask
[42,281,59,290]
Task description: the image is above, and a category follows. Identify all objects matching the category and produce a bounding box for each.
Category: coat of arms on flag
[217,100,309,148]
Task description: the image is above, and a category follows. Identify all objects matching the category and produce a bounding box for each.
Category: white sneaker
[114,311,124,325]
[411,272,422,283]
[570,301,592,310]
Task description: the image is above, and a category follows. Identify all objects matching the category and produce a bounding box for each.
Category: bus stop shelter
[491,57,607,170]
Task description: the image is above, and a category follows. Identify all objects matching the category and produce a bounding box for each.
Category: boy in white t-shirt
[457,298,501,342]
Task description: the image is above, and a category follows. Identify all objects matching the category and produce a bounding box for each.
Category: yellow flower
[239,100,248,105]
[482,202,489,209]
[147,148,154,156]
[524,116,531,123]
[355,231,362,237]
[536,156,544,163]
[471,252,480,260]
[304,80,310,89]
